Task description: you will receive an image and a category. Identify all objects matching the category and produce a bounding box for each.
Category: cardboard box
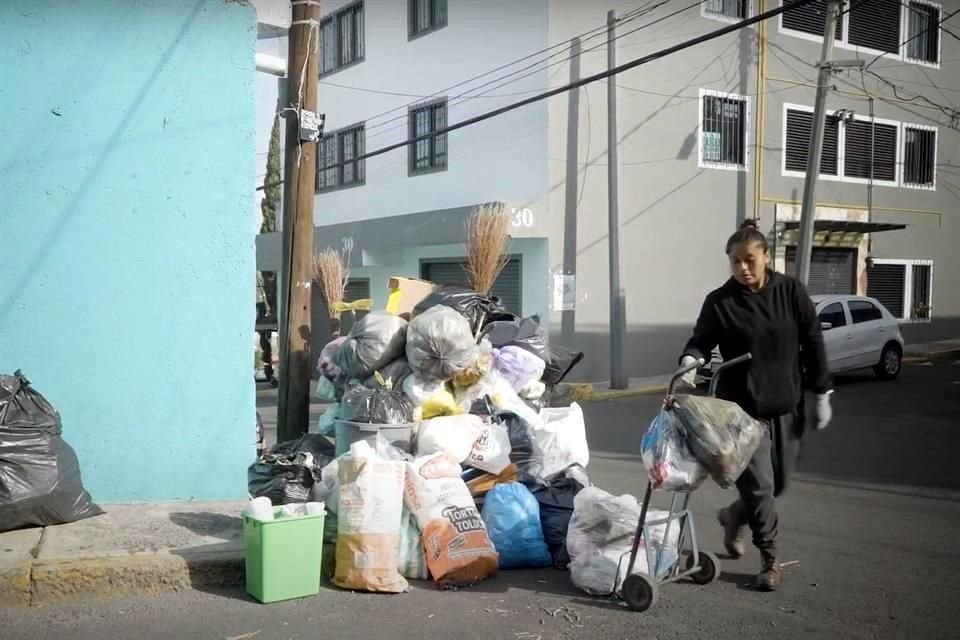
[385,276,439,316]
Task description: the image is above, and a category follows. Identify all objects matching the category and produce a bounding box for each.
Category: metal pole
[867,95,875,259]
[794,0,841,285]
[607,9,627,390]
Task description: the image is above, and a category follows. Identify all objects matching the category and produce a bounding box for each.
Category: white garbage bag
[415,414,487,463]
[535,403,589,480]
[566,487,680,596]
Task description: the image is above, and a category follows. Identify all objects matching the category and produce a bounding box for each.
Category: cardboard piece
[385,277,440,316]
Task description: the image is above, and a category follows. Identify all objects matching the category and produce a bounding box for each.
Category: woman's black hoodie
[683,270,832,419]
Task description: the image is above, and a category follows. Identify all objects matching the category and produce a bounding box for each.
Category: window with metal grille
[409,100,448,174]
[843,120,897,182]
[319,1,364,75]
[781,0,843,39]
[703,0,748,20]
[903,125,937,187]
[848,0,901,54]
[868,259,934,320]
[700,92,747,169]
[410,0,447,38]
[906,2,941,63]
[316,124,365,192]
[784,109,839,175]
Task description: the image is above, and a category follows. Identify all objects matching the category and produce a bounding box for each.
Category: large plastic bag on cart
[640,409,708,492]
[336,311,409,380]
[481,483,552,569]
[535,403,589,481]
[566,487,680,595]
[666,395,766,488]
[406,305,479,382]
[333,440,408,593]
[532,465,590,568]
[0,372,103,532]
[404,453,499,587]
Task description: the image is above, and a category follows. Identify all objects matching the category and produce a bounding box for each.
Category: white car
[813,294,904,379]
[700,295,905,381]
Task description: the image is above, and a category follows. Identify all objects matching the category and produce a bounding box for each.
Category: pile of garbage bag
[244,281,608,592]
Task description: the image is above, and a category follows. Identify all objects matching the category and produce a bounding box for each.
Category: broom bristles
[312,247,349,316]
[465,203,511,295]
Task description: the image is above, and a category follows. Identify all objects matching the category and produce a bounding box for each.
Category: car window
[849,300,883,324]
[819,303,846,329]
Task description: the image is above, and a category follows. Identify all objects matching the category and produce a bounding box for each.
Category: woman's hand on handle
[677,355,700,390]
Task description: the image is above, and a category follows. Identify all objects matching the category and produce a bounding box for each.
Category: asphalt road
[5,361,959,640]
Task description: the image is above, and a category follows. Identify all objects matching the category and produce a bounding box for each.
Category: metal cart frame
[611,352,753,612]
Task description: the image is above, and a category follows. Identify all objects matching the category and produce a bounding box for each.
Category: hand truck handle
[668,357,705,395]
[707,352,752,397]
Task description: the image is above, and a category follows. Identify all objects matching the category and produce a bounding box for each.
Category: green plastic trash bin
[244,507,325,603]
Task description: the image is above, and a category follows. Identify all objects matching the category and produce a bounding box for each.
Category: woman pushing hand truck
[678,221,833,591]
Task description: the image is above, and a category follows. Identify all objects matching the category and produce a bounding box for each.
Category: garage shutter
[785,247,856,295]
[422,258,523,316]
[867,263,906,318]
[344,278,370,303]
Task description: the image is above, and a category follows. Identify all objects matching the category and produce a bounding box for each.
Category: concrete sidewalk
[0,502,308,606]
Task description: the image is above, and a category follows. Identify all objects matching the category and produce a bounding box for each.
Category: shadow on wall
[555,324,693,382]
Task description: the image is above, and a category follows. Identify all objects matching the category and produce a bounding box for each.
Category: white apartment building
[256,0,960,380]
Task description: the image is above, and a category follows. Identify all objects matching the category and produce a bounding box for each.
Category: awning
[782,221,906,234]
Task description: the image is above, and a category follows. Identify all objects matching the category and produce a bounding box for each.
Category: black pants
[726,411,801,559]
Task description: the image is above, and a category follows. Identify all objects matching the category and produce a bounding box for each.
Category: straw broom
[464,203,511,296]
[312,248,348,331]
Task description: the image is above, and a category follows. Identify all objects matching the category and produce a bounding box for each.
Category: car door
[847,299,886,369]
[818,301,854,372]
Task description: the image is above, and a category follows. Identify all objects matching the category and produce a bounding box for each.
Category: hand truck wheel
[687,550,721,585]
[622,573,658,612]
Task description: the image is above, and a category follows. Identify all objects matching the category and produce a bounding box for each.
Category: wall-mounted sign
[553,274,575,312]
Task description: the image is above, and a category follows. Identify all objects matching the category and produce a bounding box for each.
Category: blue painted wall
[0,0,257,502]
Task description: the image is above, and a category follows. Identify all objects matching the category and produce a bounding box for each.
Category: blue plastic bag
[481,483,553,569]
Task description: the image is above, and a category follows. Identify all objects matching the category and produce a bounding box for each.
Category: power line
[334,0,662,131]
[360,0,705,144]
[257,0,818,192]
[359,0,690,140]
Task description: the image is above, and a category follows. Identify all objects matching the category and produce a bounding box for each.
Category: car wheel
[874,342,902,380]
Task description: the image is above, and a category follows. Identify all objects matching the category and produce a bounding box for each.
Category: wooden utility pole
[277,0,321,443]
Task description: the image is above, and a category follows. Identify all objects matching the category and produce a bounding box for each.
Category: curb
[555,382,668,404]
[903,347,960,364]
[0,543,337,607]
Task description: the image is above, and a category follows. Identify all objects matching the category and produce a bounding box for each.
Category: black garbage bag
[481,316,550,363]
[498,411,544,486]
[0,371,103,532]
[541,344,584,388]
[248,434,334,505]
[412,286,514,334]
[340,382,415,424]
[532,465,591,569]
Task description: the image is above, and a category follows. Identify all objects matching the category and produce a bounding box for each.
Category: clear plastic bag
[535,403,589,481]
[640,409,708,492]
[406,305,478,382]
[666,395,766,488]
[336,311,409,380]
[566,487,680,595]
